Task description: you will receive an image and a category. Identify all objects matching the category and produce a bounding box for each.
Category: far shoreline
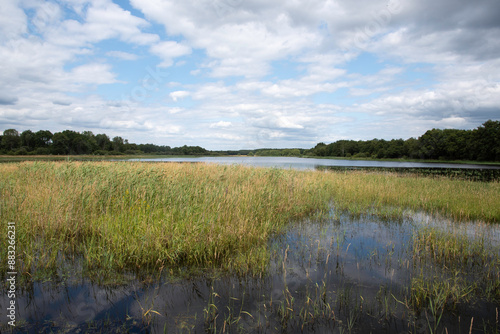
[1,153,500,167]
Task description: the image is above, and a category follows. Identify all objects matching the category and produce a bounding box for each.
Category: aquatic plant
[0,161,499,284]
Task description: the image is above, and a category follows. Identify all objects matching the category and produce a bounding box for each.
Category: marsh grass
[1,162,331,282]
[0,161,499,284]
[410,225,500,313]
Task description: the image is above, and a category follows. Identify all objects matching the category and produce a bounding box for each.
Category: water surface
[3,211,499,333]
[125,156,500,170]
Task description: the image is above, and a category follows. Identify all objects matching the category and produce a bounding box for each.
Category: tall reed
[0,162,498,281]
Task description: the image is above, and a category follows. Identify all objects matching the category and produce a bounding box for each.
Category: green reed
[410,225,500,313]
[0,161,499,283]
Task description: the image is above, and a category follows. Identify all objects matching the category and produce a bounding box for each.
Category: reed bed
[0,161,499,282]
[410,225,500,311]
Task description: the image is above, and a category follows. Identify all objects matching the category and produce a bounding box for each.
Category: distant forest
[308,120,500,162]
[1,120,499,162]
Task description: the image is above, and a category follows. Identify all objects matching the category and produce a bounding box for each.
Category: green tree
[82,131,98,153]
[385,139,405,159]
[441,129,469,160]
[95,134,112,151]
[51,132,70,154]
[71,132,93,154]
[138,143,157,153]
[34,130,53,148]
[308,119,500,162]
[2,129,21,151]
[471,120,500,161]
[418,129,446,159]
[112,136,125,152]
[283,148,301,156]
[310,142,327,156]
[51,130,93,155]
[404,138,420,159]
[20,130,36,151]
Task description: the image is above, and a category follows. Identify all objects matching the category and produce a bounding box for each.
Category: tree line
[0,129,207,156]
[306,120,500,161]
[1,120,499,161]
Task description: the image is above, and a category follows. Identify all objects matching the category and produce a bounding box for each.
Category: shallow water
[2,211,500,333]
[124,156,500,170]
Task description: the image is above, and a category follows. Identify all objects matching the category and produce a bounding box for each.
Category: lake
[5,210,500,333]
[124,156,500,170]
[2,161,499,333]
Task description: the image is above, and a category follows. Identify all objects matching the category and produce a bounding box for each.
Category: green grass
[410,225,500,312]
[1,161,499,284]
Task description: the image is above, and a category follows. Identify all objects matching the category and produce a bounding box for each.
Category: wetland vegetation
[1,161,499,333]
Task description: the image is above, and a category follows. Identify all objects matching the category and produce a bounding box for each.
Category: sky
[0,0,499,150]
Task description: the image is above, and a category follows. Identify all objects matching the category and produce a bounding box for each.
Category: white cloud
[69,63,118,85]
[150,41,191,67]
[209,121,232,128]
[31,1,62,32]
[1,0,499,150]
[169,91,190,102]
[251,111,307,130]
[42,1,158,47]
[106,51,139,60]
[131,0,320,78]
[212,133,243,140]
[191,82,232,100]
[0,0,27,41]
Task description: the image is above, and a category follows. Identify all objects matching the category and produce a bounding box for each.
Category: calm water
[125,156,500,170]
[3,211,500,333]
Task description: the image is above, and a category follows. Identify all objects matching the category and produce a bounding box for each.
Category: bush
[124,150,143,155]
[35,147,51,155]
[353,152,369,159]
[15,147,28,155]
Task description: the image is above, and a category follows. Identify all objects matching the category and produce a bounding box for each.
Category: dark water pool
[2,211,500,333]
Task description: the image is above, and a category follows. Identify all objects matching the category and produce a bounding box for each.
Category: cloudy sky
[1,0,499,149]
